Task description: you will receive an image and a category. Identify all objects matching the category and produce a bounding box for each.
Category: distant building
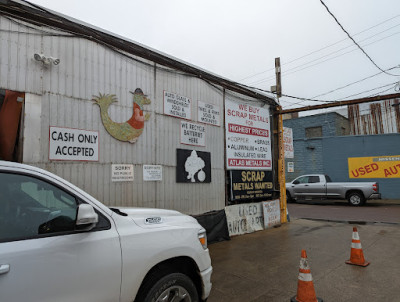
[282,109,400,199]
[348,99,400,135]
[283,112,350,180]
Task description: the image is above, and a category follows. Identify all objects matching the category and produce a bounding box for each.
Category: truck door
[291,176,310,198]
[304,175,326,198]
[0,171,122,302]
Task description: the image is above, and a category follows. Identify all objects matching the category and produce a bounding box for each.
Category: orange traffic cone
[345,227,370,267]
[291,250,323,302]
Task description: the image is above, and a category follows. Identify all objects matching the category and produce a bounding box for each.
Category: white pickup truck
[286,174,381,206]
[0,161,212,302]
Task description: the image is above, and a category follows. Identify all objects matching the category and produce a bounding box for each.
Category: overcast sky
[28,0,400,112]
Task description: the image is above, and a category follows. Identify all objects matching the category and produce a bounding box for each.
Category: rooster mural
[93,88,151,143]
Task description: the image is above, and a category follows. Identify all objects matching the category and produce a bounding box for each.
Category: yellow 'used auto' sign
[348,155,400,178]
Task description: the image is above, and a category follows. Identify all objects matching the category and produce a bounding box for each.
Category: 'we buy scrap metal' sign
[225,99,272,170]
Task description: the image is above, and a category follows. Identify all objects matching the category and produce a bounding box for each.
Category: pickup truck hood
[113,207,200,229]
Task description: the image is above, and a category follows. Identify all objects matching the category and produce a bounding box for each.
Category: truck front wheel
[137,272,199,302]
[286,191,294,203]
[347,192,365,206]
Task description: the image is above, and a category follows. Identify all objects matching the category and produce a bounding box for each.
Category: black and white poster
[230,170,273,201]
[176,149,211,183]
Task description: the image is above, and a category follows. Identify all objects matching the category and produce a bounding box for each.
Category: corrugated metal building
[0,1,279,215]
[348,99,400,135]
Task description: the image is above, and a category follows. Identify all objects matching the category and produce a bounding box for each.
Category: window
[308,176,320,183]
[0,173,78,242]
[294,176,309,184]
[305,126,322,138]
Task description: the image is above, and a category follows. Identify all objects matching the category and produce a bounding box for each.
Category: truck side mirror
[76,204,98,231]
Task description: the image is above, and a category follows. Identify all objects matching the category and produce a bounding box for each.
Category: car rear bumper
[200,266,213,300]
[369,193,381,199]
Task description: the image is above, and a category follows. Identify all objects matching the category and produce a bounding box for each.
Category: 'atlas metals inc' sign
[49,126,99,161]
[225,99,272,170]
[348,155,400,178]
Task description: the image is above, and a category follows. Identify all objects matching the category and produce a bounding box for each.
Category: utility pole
[272,58,287,224]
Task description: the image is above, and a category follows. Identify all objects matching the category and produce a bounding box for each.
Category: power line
[280,82,398,110]
[248,29,400,86]
[240,14,400,82]
[319,0,400,77]
[311,65,400,99]
[335,82,398,101]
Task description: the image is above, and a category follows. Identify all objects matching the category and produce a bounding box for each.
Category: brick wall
[283,112,349,181]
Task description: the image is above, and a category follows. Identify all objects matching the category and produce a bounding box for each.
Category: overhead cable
[319,0,400,76]
[240,14,400,82]
[311,65,400,98]
[334,82,398,101]
[248,30,400,86]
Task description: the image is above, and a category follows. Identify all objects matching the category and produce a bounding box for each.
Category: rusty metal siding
[348,99,400,135]
[0,15,231,214]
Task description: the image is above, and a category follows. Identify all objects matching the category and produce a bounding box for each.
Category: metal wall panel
[0,17,42,93]
[0,15,231,214]
[348,99,400,135]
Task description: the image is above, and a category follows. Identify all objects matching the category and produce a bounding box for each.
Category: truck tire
[347,191,365,206]
[286,191,294,203]
[136,272,199,302]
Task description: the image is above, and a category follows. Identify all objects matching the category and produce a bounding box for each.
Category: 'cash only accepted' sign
[49,126,99,161]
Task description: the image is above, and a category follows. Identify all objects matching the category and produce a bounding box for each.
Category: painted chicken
[93,88,151,143]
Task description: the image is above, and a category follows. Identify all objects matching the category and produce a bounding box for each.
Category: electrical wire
[319,0,400,77]
[240,14,400,82]
[248,29,400,86]
[280,82,398,110]
[334,82,398,101]
[311,65,400,98]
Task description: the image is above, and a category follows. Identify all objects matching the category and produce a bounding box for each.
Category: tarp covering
[0,90,24,161]
[193,210,230,244]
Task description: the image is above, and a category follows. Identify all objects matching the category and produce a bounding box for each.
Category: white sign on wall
[111,164,134,182]
[225,202,264,236]
[283,127,294,158]
[225,99,272,170]
[288,162,294,173]
[263,199,281,228]
[197,101,221,126]
[143,165,163,181]
[49,126,99,161]
[163,90,191,120]
[180,121,205,147]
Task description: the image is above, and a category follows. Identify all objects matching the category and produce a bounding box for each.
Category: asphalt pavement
[207,217,400,301]
[287,199,400,224]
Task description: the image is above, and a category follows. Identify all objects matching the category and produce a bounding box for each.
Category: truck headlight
[198,230,207,250]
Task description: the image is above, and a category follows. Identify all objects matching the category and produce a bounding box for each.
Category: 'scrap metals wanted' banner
[225,99,272,170]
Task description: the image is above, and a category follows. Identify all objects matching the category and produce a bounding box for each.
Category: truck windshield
[325,175,332,182]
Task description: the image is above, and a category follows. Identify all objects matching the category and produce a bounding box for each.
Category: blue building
[283,111,400,199]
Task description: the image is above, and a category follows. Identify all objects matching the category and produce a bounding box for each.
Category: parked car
[0,160,212,302]
[286,174,381,206]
